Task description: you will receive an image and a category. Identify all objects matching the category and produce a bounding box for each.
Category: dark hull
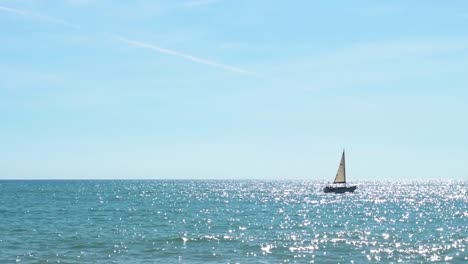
[323,185,357,193]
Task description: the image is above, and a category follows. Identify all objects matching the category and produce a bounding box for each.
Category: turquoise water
[0,180,466,263]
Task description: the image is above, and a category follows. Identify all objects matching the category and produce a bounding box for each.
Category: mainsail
[333,150,346,184]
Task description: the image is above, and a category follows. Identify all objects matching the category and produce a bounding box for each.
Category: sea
[0,180,466,263]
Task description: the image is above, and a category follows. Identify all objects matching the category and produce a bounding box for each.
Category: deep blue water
[0,180,466,263]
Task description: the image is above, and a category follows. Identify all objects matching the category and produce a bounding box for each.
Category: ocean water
[0,180,466,263]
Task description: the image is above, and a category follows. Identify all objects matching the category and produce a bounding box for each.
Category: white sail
[333,151,346,184]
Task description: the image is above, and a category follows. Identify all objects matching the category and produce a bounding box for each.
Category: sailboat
[323,150,357,193]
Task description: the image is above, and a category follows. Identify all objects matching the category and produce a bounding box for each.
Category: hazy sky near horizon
[1,0,467,180]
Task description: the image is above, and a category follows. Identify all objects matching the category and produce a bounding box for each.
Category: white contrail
[0,5,80,29]
[0,5,27,15]
[117,36,257,76]
[35,14,81,29]
[1,5,257,76]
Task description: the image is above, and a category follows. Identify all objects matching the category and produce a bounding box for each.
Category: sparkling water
[0,180,466,263]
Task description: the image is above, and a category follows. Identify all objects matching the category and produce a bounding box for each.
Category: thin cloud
[0,5,80,29]
[118,36,257,76]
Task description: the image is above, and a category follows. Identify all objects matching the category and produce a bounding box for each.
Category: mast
[343,149,346,183]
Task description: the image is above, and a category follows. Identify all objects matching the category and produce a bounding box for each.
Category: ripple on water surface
[0,180,466,263]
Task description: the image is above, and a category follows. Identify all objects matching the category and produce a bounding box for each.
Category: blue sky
[0,0,467,180]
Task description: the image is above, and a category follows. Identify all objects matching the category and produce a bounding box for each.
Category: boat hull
[323,185,357,193]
